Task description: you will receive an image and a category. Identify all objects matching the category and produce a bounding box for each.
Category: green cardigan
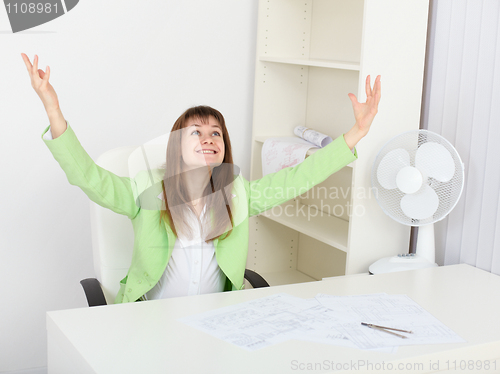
[42,123,357,303]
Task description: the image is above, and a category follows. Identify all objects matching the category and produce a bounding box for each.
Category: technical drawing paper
[293,126,333,148]
[179,293,464,351]
[261,137,316,176]
[315,293,465,349]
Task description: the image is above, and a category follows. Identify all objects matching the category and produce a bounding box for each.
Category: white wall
[0,1,258,372]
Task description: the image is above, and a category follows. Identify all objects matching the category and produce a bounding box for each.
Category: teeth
[198,150,216,154]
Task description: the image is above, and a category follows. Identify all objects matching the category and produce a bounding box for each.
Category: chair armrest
[244,269,270,288]
[80,278,108,307]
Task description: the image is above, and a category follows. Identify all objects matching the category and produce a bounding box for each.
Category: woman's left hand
[344,75,381,149]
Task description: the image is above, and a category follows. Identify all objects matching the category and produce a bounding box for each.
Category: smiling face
[181,115,225,170]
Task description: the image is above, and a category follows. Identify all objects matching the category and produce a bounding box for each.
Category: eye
[190,130,221,136]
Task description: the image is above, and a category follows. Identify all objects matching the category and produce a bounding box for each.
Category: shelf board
[254,136,355,168]
[259,56,361,71]
[255,269,317,287]
[322,272,369,281]
[258,202,349,252]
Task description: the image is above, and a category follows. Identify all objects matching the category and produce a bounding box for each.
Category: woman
[21,53,381,303]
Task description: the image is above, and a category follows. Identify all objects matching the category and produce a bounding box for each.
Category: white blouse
[144,203,226,300]
[44,127,227,300]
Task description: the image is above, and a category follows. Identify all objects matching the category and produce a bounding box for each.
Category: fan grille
[371,130,464,226]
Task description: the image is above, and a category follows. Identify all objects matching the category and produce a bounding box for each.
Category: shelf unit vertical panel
[247,215,299,273]
[309,0,364,63]
[299,167,353,223]
[252,62,309,138]
[305,67,360,140]
[249,141,264,184]
[259,0,313,59]
[297,234,347,280]
[249,0,311,286]
[345,0,430,274]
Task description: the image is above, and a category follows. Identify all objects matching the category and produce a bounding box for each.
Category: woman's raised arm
[21,53,67,138]
[343,74,381,150]
[22,53,143,219]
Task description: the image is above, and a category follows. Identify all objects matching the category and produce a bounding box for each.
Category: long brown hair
[159,106,234,243]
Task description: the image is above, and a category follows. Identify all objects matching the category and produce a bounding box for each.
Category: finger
[374,75,382,105]
[21,53,33,73]
[33,54,38,76]
[44,66,50,82]
[348,93,359,106]
[365,75,371,98]
[38,69,45,80]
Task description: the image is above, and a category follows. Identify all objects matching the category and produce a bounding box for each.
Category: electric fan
[369,130,464,274]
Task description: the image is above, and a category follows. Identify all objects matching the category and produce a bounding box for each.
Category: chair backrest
[90,138,168,304]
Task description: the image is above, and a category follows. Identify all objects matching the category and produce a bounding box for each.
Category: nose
[200,135,214,144]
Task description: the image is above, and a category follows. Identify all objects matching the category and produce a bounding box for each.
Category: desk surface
[47,264,500,373]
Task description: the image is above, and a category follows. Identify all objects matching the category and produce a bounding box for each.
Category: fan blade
[415,142,455,182]
[400,185,439,220]
[377,148,410,189]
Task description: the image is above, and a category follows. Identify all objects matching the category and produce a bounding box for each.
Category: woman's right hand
[21,53,60,113]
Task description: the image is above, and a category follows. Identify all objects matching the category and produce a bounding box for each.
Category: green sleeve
[41,123,141,220]
[246,135,357,217]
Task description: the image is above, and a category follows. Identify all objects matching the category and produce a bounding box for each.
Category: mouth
[196,149,218,155]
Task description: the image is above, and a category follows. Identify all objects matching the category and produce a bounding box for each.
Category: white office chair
[80,141,268,307]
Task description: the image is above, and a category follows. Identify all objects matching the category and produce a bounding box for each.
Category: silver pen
[361,322,413,339]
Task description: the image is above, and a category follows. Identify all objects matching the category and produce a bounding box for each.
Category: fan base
[369,254,438,275]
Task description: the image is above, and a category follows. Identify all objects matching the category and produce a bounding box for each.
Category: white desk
[47,264,500,373]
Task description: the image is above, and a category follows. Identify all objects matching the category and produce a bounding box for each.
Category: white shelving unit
[247,0,430,285]
[259,56,361,71]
